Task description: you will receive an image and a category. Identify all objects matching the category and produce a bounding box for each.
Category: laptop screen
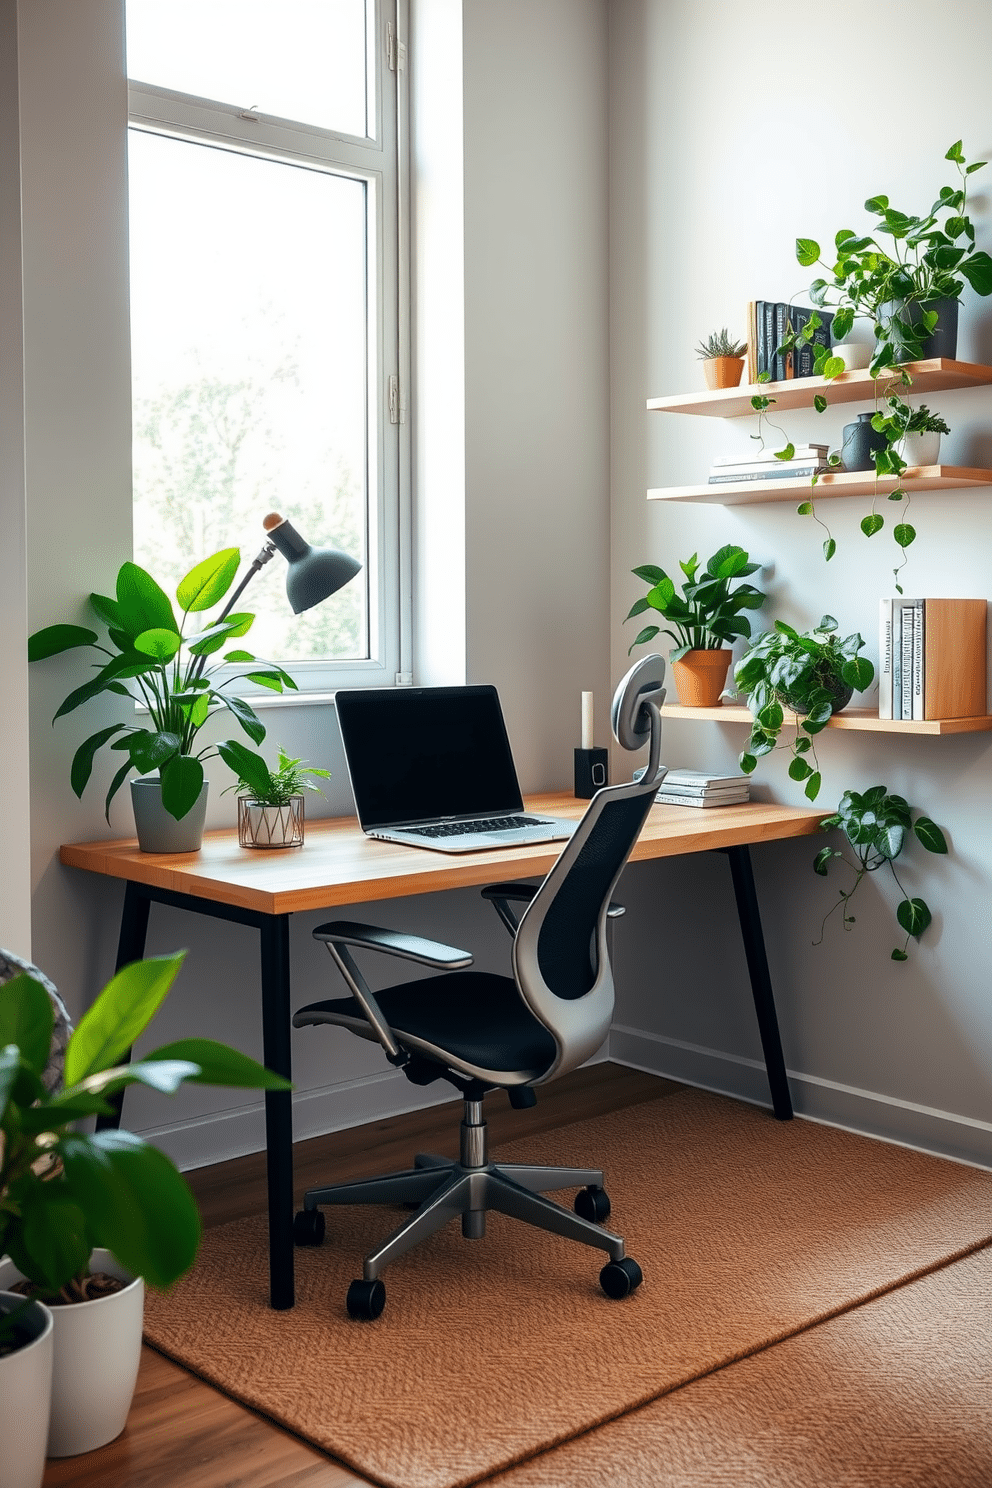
[335,685,525,829]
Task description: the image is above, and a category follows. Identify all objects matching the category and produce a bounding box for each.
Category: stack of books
[653,769,751,809]
[878,598,987,721]
[746,300,834,383]
[708,444,830,486]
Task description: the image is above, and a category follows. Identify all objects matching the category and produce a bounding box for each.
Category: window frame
[125,0,410,697]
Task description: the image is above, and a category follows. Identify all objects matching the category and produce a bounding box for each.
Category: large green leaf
[0,974,54,1077]
[123,729,183,776]
[176,549,240,614]
[116,562,179,639]
[216,692,266,744]
[53,654,152,721]
[70,724,129,798]
[215,739,272,798]
[27,624,98,662]
[960,250,992,296]
[914,816,948,853]
[64,951,186,1085]
[89,592,123,629]
[134,628,183,663]
[159,755,205,820]
[145,1038,292,1090]
[10,1186,92,1295]
[60,1131,202,1290]
[796,237,820,266]
[70,1057,200,1098]
[896,897,932,940]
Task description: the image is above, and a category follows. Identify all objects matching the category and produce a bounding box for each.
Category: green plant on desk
[219,743,332,805]
[0,950,290,1341]
[734,617,874,801]
[27,549,299,823]
[814,786,948,961]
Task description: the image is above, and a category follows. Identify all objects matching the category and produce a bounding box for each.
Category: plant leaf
[0,973,55,1076]
[893,523,916,549]
[804,771,822,801]
[796,237,820,266]
[70,724,130,798]
[215,739,272,799]
[133,628,183,663]
[914,816,948,853]
[841,656,875,691]
[176,549,240,614]
[160,755,205,821]
[116,562,180,638]
[823,538,837,561]
[861,514,884,537]
[64,951,186,1085]
[27,624,98,662]
[144,1038,292,1090]
[216,692,266,745]
[896,897,932,939]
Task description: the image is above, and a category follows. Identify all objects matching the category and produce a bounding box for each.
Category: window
[125,0,407,691]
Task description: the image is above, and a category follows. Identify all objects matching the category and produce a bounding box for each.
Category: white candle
[581,691,594,750]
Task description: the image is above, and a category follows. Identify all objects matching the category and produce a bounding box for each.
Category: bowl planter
[0,1252,143,1458]
[238,793,305,848]
[670,648,733,706]
[703,356,745,390]
[831,339,873,370]
[0,1292,54,1488]
[897,429,942,467]
[130,776,208,853]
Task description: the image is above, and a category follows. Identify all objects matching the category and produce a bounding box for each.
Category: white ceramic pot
[0,1252,144,1458]
[0,1291,54,1488]
[831,340,873,370]
[238,793,305,848]
[897,429,941,467]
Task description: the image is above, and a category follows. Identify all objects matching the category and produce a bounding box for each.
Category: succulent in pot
[221,743,332,849]
[694,327,748,389]
[734,616,875,800]
[626,545,766,707]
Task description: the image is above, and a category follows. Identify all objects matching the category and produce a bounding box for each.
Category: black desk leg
[260,914,295,1310]
[724,845,793,1121]
[95,881,151,1133]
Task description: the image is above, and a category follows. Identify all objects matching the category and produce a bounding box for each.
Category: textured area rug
[486,1240,992,1488]
[143,1090,992,1488]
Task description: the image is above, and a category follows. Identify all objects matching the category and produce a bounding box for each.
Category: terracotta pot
[702,356,745,390]
[670,649,733,706]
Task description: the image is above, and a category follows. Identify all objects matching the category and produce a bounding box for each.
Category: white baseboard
[609,1025,992,1172]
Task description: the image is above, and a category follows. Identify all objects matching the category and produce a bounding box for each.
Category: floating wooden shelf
[648,465,992,506]
[661,703,992,735]
[646,359,992,419]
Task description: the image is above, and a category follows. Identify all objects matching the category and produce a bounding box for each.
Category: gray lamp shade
[263,515,362,614]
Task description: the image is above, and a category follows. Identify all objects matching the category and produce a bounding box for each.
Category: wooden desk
[61,794,824,1309]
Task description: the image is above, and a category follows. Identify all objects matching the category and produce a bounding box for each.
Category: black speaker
[574,747,608,799]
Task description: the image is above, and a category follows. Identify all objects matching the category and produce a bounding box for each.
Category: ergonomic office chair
[292,654,667,1319]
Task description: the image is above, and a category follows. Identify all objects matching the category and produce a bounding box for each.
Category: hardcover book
[708,463,827,484]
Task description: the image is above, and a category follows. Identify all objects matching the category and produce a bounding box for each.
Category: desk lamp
[215,512,362,624]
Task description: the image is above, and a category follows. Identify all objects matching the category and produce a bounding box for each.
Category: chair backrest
[511,655,666,1082]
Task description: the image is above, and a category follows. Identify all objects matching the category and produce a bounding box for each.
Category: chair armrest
[481,882,625,935]
[312,920,473,970]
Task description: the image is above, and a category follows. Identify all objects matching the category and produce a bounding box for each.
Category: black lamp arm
[190,541,277,684]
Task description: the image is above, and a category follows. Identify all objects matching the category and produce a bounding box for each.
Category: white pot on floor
[0,1291,54,1488]
[0,1251,144,1457]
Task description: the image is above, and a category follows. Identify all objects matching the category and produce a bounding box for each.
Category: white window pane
[128,130,369,663]
[126,0,369,139]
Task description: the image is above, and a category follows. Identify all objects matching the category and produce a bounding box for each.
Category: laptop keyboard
[405,815,550,839]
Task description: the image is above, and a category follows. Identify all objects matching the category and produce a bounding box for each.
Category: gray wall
[607,0,992,1167]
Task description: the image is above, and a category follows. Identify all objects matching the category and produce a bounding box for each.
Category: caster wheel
[293,1208,325,1246]
[600,1257,643,1299]
[574,1185,611,1223]
[347,1278,386,1320]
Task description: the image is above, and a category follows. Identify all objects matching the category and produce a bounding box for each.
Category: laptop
[335,684,579,853]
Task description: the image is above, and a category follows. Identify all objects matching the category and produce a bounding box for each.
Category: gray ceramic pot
[130,776,208,853]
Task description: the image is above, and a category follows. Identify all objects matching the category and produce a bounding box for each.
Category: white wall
[15,0,611,1166]
[607,0,992,1167]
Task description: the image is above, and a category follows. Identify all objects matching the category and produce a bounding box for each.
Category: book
[746,300,758,384]
[774,302,794,381]
[881,598,988,719]
[711,444,828,467]
[755,300,768,378]
[655,789,751,808]
[708,463,827,484]
[655,781,750,798]
[790,306,815,377]
[764,301,776,379]
[878,599,893,719]
[663,769,751,788]
[805,308,834,374]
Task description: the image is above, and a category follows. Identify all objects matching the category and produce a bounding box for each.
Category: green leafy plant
[796,141,992,377]
[735,616,875,800]
[28,550,298,823]
[626,545,766,660]
[814,786,948,960]
[901,403,950,435]
[220,744,332,806]
[0,951,290,1342]
[695,328,747,360]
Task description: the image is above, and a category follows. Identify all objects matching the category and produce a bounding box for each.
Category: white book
[711,445,828,467]
[910,598,925,720]
[657,783,750,798]
[662,769,750,789]
[878,598,893,719]
[891,602,902,719]
[899,603,915,721]
[654,789,751,809]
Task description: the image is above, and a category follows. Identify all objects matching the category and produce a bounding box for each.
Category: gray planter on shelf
[883,297,959,362]
[841,411,887,472]
[130,776,208,853]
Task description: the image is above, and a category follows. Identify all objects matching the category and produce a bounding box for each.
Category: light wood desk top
[60,794,826,917]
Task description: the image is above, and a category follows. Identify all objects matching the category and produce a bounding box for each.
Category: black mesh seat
[291,655,667,1319]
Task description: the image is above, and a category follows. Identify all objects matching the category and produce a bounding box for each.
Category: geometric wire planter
[237,794,305,849]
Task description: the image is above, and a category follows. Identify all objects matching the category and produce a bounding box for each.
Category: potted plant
[734,616,875,800]
[626,545,766,706]
[695,328,748,389]
[28,549,298,852]
[0,950,291,1456]
[893,403,950,467]
[220,743,332,849]
[796,140,992,375]
[814,785,948,961]
[0,1289,53,1488]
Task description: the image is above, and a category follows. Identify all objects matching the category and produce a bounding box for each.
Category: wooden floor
[42,1062,677,1488]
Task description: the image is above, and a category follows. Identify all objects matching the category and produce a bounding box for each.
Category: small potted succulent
[626,545,765,706]
[0,950,290,1458]
[734,616,874,800]
[814,785,948,961]
[220,743,332,848]
[28,549,298,853]
[695,328,748,389]
[796,140,992,375]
